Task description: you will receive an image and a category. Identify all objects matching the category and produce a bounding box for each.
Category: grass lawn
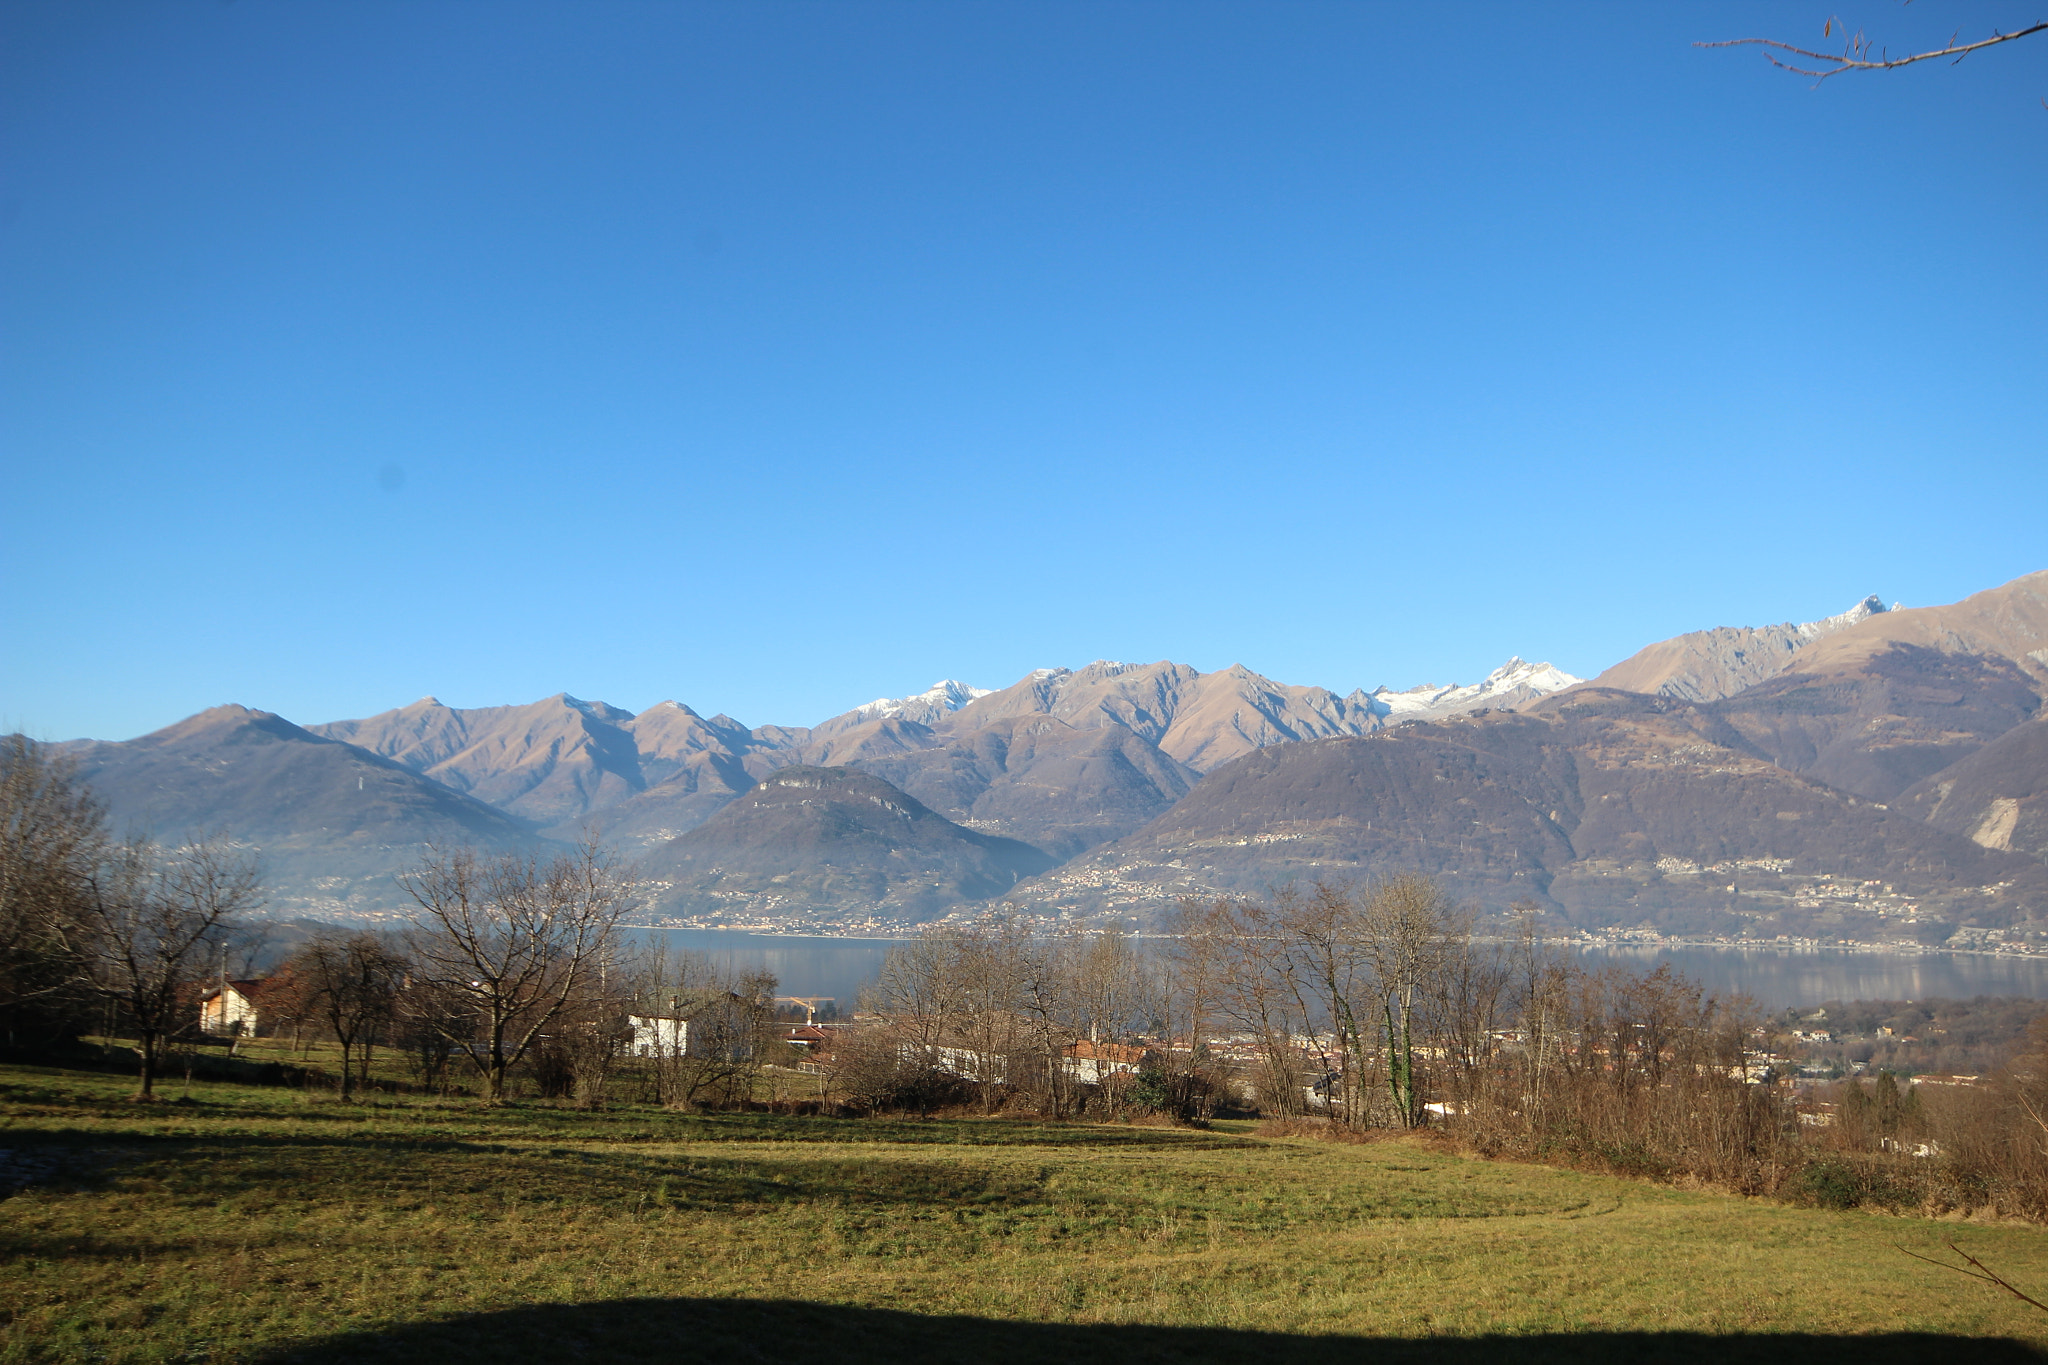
[3,1058,2047,1363]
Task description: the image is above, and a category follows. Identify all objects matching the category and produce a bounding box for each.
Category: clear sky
[3,1,2044,742]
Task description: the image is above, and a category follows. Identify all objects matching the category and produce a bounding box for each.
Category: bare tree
[1185,877,1468,1128]
[949,917,1029,1111]
[1698,16,2046,83]
[866,930,964,1065]
[392,971,467,1092]
[631,942,777,1110]
[256,963,319,1056]
[78,835,261,1099]
[1272,882,1382,1126]
[1436,919,1510,1114]
[400,839,634,1103]
[1072,930,1158,1044]
[1177,895,1318,1117]
[1014,932,1079,1117]
[1354,876,1463,1128]
[1508,900,1571,1126]
[290,931,407,1100]
[0,736,105,1037]
[547,968,636,1108]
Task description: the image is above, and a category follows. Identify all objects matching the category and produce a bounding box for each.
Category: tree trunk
[134,1031,159,1100]
[1386,996,1416,1128]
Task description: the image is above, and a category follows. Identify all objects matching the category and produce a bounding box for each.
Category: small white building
[1060,1040,1146,1084]
[199,981,262,1036]
[627,1014,690,1058]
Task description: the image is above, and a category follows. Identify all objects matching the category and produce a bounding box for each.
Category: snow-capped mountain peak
[841,678,993,725]
[1368,657,1583,721]
[1800,594,1894,640]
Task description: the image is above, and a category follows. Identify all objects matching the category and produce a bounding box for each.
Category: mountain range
[43,570,2048,947]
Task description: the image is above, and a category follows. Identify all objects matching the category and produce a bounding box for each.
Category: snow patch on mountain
[1799,594,1894,641]
[1367,657,1583,721]
[843,679,993,724]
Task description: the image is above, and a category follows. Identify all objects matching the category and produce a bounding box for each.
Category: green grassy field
[4,1058,2047,1364]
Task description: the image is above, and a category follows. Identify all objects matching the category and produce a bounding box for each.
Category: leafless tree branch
[1898,1238,2048,1314]
[1697,20,2047,83]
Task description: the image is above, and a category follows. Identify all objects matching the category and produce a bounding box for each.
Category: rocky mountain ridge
[1023,572,2048,945]
[42,571,2048,937]
[1587,594,1895,702]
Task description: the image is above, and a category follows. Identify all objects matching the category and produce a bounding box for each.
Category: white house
[1060,1040,1146,1084]
[627,1014,690,1058]
[199,980,263,1036]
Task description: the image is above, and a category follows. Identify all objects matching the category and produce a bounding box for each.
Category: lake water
[1564,943,2048,1009]
[630,928,909,1014]
[632,927,2048,1012]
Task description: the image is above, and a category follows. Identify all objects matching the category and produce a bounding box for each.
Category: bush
[1788,1155,1910,1211]
[1791,1156,1867,1210]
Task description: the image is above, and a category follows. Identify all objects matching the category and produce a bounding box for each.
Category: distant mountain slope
[63,706,538,916]
[1790,570,2048,687]
[1899,719,2048,863]
[805,713,1201,860]
[310,694,647,827]
[948,660,1385,773]
[1699,643,2041,802]
[1587,595,1892,702]
[314,695,804,836]
[1015,695,2048,942]
[641,766,1055,922]
[300,654,1568,854]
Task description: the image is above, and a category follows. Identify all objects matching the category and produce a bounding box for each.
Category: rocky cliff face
[1900,719,2048,863]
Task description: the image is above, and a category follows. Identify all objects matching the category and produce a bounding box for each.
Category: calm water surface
[1567,943,2048,1009]
[634,928,2048,1012]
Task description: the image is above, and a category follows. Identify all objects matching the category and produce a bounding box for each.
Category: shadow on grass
[0,1124,1079,1215]
[0,1063,1257,1150]
[253,1298,2046,1364]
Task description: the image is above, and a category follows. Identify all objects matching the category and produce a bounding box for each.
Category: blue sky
[4,1,2044,741]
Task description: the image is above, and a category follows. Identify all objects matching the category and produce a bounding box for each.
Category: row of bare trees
[0,736,262,1096]
[1,735,753,1105]
[833,879,1532,1124]
[1167,878,1791,1187]
[1168,875,1478,1126]
[259,909,789,1107]
[832,877,1801,1200]
[842,916,1193,1119]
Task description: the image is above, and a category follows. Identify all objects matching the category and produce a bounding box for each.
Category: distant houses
[1061,1039,1145,1084]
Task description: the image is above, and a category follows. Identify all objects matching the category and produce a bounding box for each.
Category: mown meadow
[4,1057,2048,1364]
